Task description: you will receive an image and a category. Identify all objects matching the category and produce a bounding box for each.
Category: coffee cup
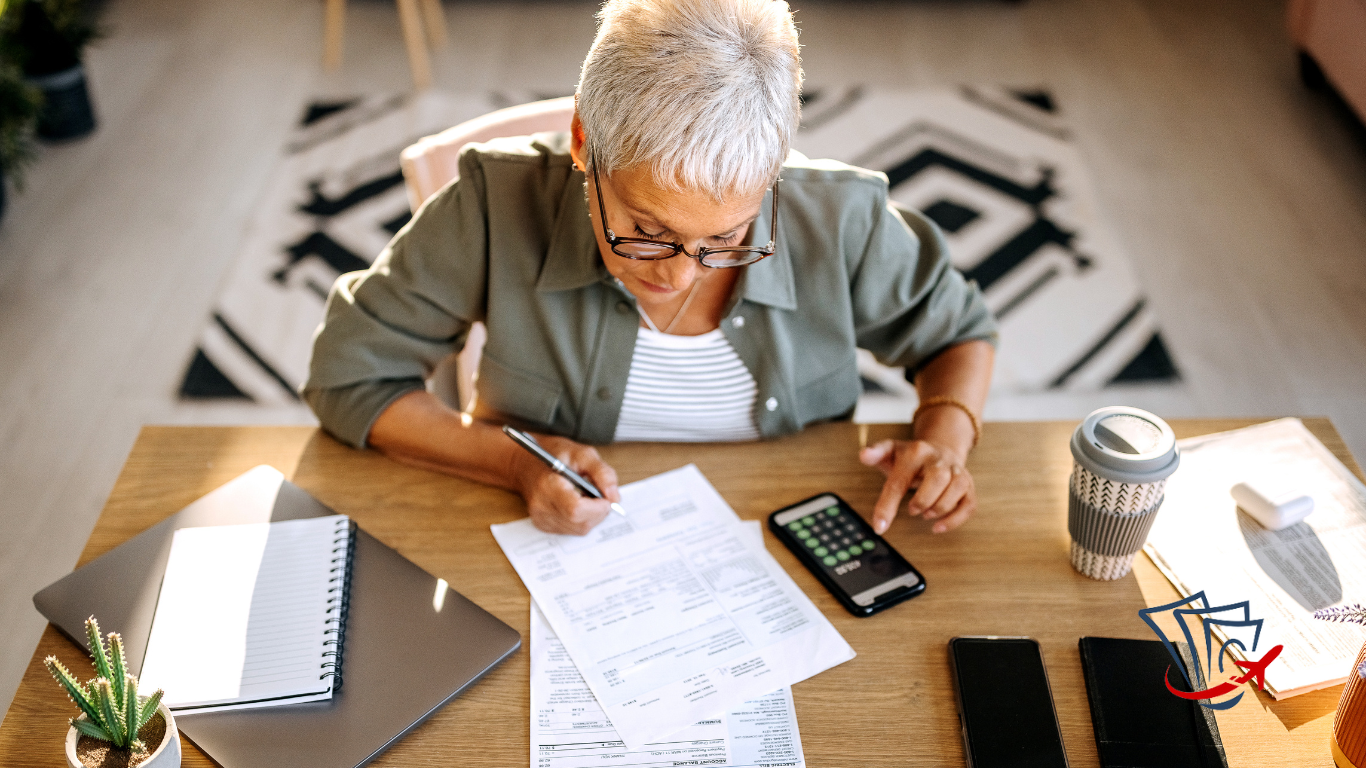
[1068,407,1180,580]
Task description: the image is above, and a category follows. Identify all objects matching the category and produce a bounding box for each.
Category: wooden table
[2,419,1359,767]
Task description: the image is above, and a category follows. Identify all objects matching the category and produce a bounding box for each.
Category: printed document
[531,524,807,768]
[493,465,853,749]
[1144,418,1366,697]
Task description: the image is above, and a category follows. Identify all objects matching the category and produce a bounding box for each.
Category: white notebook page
[139,515,350,713]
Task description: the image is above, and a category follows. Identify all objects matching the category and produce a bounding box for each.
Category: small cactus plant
[44,616,165,753]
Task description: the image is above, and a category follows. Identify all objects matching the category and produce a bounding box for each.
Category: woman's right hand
[508,434,622,535]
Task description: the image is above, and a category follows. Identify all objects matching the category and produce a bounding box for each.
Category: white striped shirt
[613,327,760,442]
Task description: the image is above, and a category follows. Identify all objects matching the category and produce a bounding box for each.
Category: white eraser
[1230,481,1314,530]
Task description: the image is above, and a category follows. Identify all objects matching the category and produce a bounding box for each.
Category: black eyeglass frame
[589,158,779,268]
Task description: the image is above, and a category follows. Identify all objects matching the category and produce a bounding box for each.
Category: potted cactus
[1316,604,1366,768]
[45,617,181,768]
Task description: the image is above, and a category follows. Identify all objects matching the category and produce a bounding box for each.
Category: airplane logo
[1139,591,1283,710]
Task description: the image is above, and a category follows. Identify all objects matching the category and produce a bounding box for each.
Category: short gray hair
[576,0,802,200]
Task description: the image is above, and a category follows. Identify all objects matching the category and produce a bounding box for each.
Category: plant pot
[64,702,181,768]
[29,64,96,141]
[1333,641,1366,768]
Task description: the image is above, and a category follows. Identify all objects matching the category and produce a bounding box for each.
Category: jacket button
[731,316,745,329]
[765,397,778,412]
[597,387,612,401]
[616,301,632,315]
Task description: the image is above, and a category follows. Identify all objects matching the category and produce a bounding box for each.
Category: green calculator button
[836,550,850,561]
[802,516,816,526]
[826,507,840,517]
[795,528,810,539]
[862,540,876,552]
[814,547,828,557]
[787,521,803,530]
[805,537,820,548]
[822,556,838,566]
[847,548,863,559]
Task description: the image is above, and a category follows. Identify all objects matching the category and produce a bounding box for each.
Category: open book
[138,515,354,713]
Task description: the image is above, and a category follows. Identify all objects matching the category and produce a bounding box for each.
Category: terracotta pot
[1333,641,1366,768]
[64,702,181,768]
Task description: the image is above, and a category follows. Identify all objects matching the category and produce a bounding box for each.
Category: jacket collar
[536,171,611,292]
[536,178,797,312]
[735,187,796,311]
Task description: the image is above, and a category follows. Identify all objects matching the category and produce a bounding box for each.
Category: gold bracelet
[913,396,981,448]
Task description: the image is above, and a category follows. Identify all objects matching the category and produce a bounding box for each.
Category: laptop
[33,465,521,768]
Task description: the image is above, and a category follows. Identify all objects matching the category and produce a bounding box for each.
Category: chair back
[397,96,576,412]
[400,96,576,211]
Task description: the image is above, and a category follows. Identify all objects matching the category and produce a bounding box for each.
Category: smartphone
[768,492,924,616]
[949,637,1070,768]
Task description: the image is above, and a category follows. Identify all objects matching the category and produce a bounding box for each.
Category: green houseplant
[0,0,98,139]
[45,617,181,768]
[0,0,42,220]
[0,57,39,221]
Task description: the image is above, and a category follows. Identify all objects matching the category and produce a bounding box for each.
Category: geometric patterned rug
[179,90,510,405]
[794,88,1179,420]
[179,87,1179,422]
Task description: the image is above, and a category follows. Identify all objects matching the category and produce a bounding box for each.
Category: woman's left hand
[859,438,976,535]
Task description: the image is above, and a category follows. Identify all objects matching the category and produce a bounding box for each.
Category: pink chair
[398,97,577,410]
[1288,0,1366,122]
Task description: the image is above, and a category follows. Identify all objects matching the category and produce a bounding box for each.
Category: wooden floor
[1,0,1363,726]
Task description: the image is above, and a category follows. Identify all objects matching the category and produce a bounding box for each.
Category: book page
[1144,419,1366,697]
[139,515,350,712]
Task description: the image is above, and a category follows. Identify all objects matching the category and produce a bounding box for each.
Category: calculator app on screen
[771,494,924,616]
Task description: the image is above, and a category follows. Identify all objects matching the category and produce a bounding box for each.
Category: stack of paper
[1144,418,1366,698]
[531,524,807,768]
[494,465,852,757]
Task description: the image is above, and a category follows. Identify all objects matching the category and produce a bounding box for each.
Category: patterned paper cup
[1068,407,1180,580]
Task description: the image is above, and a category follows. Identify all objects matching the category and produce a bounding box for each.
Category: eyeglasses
[590,159,778,268]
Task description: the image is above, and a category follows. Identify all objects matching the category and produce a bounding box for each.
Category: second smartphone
[949,636,1070,768]
[768,492,925,616]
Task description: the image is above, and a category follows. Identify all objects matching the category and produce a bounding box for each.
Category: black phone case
[1078,637,1228,768]
[767,492,925,617]
[949,637,1069,768]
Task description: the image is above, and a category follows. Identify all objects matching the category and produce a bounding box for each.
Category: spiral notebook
[137,515,355,713]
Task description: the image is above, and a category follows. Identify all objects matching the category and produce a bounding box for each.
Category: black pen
[502,425,627,516]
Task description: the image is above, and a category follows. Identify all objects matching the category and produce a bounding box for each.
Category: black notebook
[1078,637,1229,768]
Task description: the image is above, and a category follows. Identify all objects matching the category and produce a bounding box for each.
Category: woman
[304,0,997,537]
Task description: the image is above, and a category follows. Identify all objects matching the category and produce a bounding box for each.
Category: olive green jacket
[304,132,997,447]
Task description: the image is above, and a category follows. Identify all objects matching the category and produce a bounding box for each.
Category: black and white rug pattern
[796,87,1179,421]
[179,87,1178,421]
[179,91,508,405]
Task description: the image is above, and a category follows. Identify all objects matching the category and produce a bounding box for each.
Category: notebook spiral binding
[320,518,357,689]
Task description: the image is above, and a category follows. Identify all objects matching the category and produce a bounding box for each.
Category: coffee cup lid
[1071,406,1179,484]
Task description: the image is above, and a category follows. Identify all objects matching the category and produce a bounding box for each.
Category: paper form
[494,465,853,749]
[531,522,807,768]
[1144,418,1366,697]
